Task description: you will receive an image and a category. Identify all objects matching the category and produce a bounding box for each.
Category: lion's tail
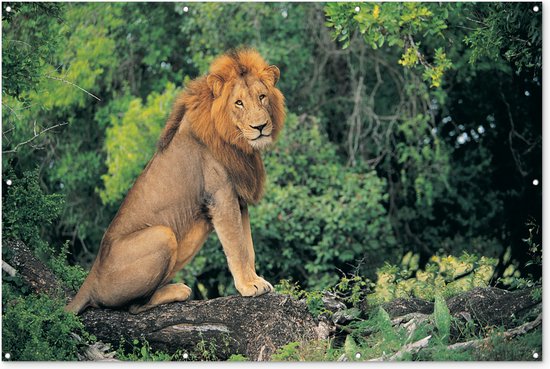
[65,277,94,315]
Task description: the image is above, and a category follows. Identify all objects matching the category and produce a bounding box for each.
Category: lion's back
[104,131,207,240]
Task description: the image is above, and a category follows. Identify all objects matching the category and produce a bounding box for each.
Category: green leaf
[433,293,451,343]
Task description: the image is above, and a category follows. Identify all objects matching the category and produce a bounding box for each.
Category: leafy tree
[100,83,179,205]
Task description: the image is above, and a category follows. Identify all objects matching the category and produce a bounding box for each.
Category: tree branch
[2,121,68,154]
[2,261,17,277]
[447,312,542,351]
[369,335,432,361]
[45,75,101,101]
[4,239,324,361]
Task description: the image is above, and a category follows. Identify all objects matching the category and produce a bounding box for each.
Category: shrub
[253,114,398,289]
[2,167,87,290]
[1,286,92,361]
[2,167,64,257]
[100,82,180,205]
[369,252,498,303]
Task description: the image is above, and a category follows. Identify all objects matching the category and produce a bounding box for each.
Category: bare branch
[45,75,101,101]
[2,261,17,277]
[369,335,432,361]
[2,102,21,120]
[2,121,68,154]
[447,313,542,351]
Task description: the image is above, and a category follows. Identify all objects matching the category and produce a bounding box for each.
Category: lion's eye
[235,100,243,106]
[259,94,266,101]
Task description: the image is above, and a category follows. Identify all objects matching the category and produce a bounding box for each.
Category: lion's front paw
[236,276,273,297]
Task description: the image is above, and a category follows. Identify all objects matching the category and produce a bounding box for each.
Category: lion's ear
[207,74,224,98]
[262,65,280,86]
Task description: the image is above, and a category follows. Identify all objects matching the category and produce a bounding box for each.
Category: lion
[65,49,285,314]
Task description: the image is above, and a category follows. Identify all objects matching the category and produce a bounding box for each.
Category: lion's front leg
[210,188,272,297]
[239,203,273,296]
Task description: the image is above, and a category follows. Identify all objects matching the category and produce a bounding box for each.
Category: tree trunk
[79,293,323,360]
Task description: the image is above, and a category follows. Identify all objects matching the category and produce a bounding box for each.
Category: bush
[1,286,91,361]
[252,114,397,288]
[100,82,180,205]
[2,167,87,290]
[369,252,498,303]
[2,167,64,257]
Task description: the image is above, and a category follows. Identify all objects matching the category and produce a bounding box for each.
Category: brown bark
[381,287,540,325]
[5,239,72,298]
[79,293,321,360]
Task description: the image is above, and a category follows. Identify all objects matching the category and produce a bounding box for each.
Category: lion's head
[157,49,285,203]
[205,49,285,153]
[158,49,285,154]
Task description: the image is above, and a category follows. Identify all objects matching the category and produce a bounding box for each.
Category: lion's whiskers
[231,129,246,144]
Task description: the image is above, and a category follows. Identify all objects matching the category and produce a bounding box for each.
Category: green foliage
[1,288,92,361]
[271,341,301,361]
[332,274,373,308]
[2,2,63,100]
[472,328,542,361]
[274,280,327,318]
[523,220,542,273]
[2,167,87,290]
[325,2,453,87]
[498,220,542,292]
[341,307,407,360]
[47,241,88,292]
[189,333,234,361]
[370,252,497,303]
[271,340,336,361]
[227,354,248,361]
[116,338,182,361]
[100,82,179,205]
[433,294,451,344]
[2,168,64,255]
[464,3,542,76]
[252,114,397,288]
[34,5,118,108]
[179,2,315,111]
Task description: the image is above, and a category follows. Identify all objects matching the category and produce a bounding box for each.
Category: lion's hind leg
[128,283,192,314]
[94,225,180,311]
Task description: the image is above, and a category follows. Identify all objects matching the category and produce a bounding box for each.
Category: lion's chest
[204,146,266,205]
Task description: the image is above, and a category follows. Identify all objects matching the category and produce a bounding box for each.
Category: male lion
[66,49,285,314]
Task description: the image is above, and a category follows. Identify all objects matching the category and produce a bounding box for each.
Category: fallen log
[78,293,324,360]
[5,239,73,298]
[3,239,325,361]
[381,287,540,329]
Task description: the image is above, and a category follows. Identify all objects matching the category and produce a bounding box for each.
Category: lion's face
[206,52,284,153]
[227,77,274,150]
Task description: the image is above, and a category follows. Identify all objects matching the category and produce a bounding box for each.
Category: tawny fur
[66,49,285,314]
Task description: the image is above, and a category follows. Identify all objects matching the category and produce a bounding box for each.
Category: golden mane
[157,49,286,204]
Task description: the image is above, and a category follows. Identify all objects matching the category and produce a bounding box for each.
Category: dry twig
[2,121,68,154]
[2,261,17,277]
[45,75,101,101]
[447,313,542,351]
[369,335,432,361]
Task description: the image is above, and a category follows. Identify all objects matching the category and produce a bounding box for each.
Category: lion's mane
[157,49,285,204]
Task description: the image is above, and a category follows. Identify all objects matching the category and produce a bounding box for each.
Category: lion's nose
[250,123,268,133]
